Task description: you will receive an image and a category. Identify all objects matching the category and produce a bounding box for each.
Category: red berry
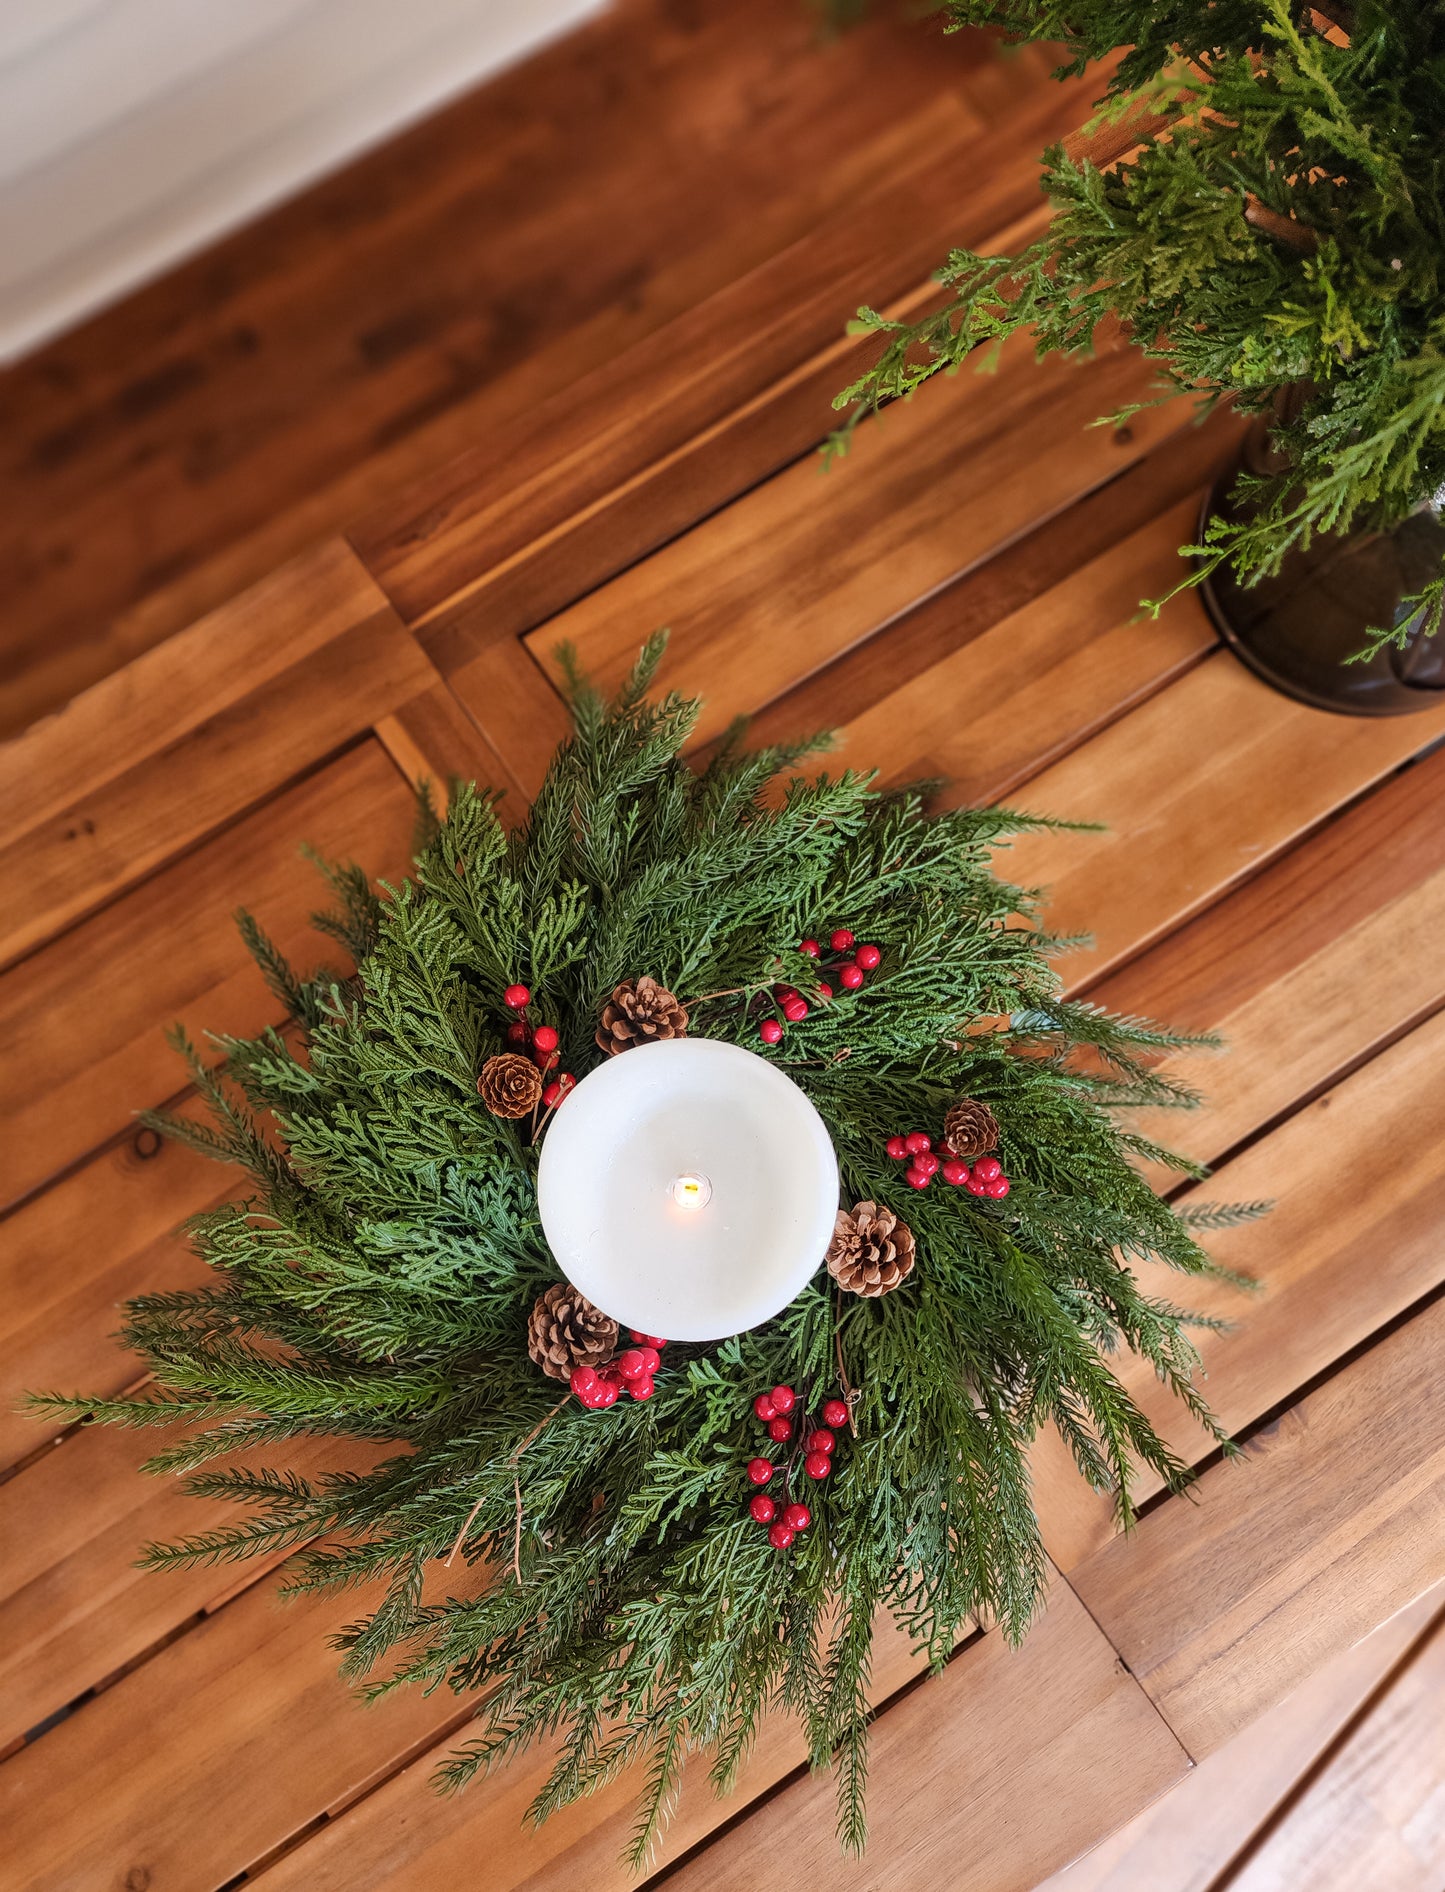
[915,1151,941,1177]
[775,985,798,1002]
[830,929,855,952]
[941,1159,971,1186]
[638,1346,661,1374]
[807,1429,836,1455]
[799,939,821,958]
[783,997,809,1023]
[838,963,864,991]
[644,1335,668,1350]
[503,984,530,1010]
[906,1168,932,1191]
[767,1417,792,1443]
[615,1350,647,1382]
[768,1522,796,1550]
[628,1375,655,1400]
[815,981,834,1002]
[973,1156,1003,1183]
[769,1385,796,1415]
[531,1024,559,1054]
[570,1365,597,1399]
[905,1132,932,1156]
[783,1502,812,1531]
[506,1021,529,1046]
[855,944,881,971]
[750,1494,776,1524]
[541,1081,563,1108]
[986,1177,1011,1199]
[804,1452,832,1480]
[629,1331,647,1343]
[534,1048,559,1071]
[821,1398,849,1428]
[747,1458,774,1486]
[966,1177,989,1196]
[760,1019,784,1045]
[753,1393,777,1422]
[886,1136,909,1161]
[591,1379,620,1409]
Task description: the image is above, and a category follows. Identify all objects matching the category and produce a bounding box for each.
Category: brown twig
[1244,195,1320,253]
[443,1394,571,1571]
[833,1286,859,1439]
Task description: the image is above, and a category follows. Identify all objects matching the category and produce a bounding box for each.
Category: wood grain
[0,540,431,969]
[0,739,417,1212]
[1069,1291,1445,1757]
[374,681,526,814]
[443,634,576,805]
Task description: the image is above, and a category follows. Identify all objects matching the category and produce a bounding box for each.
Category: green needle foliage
[834,1,1445,651]
[33,638,1253,1861]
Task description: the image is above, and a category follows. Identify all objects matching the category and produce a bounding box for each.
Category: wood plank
[1035,1006,1445,1572]
[1041,1581,1445,1892]
[661,1570,1187,1892]
[1091,740,1445,1178]
[0,1561,475,1889]
[518,335,1196,750]
[442,637,573,805]
[0,738,417,1213]
[0,540,432,969]
[0,1426,381,1750]
[253,1615,930,1891]
[357,79,1094,639]
[998,649,1445,989]
[1069,1291,1445,1757]
[0,1108,225,1472]
[373,681,526,814]
[1227,1596,1445,1891]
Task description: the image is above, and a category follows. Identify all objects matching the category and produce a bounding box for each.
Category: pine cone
[943,1098,1000,1162]
[527,1282,619,1381]
[595,976,689,1056]
[827,1201,916,1299]
[478,1051,544,1118]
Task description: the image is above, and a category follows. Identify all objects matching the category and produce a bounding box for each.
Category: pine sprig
[46,641,1247,1858]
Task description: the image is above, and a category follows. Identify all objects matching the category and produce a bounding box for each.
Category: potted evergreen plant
[834,1,1445,714]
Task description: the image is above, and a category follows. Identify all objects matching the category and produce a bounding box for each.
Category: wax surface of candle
[536,1038,839,1341]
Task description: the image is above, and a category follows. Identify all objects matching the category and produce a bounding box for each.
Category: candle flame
[670,1172,712,1211]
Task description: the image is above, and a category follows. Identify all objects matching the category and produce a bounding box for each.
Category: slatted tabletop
[3,7,1444,1888]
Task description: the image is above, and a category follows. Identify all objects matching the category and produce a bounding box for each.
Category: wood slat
[0,1428,382,1751]
[1042,1581,1445,1892]
[0,540,432,970]
[0,738,418,1212]
[0,1106,224,1472]
[1035,1005,1445,1573]
[664,1569,1187,1892]
[373,682,527,814]
[0,1562,476,1890]
[517,336,1195,749]
[441,636,574,804]
[354,79,1095,639]
[1069,1290,1445,1757]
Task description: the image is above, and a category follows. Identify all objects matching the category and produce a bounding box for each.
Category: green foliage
[834,1,1445,650]
[33,642,1242,1860]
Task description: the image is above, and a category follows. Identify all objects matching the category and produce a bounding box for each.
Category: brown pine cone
[827,1201,916,1299]
[527,1282,619,1381]
[595,975,689,1056]
[943,1098,1000,1161]
[478,1051,544,1118]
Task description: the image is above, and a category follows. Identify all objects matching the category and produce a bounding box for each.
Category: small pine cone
[943,1098,1000,1161]
[595,975,689,1056]
[527,1282,619,1381]
[827,1200,916,1299]
[478,1051,544,1118]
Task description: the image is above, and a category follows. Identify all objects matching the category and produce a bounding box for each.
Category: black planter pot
[1197,473,1445,716]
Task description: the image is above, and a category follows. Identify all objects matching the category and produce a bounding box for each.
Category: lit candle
[536,1037,839,1342]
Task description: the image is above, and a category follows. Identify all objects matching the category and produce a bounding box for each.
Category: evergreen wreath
[35,639,1257,1861]
[833,1,1445,652]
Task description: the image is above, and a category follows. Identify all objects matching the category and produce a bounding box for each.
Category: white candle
[536,1037,839,1343]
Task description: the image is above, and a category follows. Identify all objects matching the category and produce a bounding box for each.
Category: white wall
[0,0,604,361]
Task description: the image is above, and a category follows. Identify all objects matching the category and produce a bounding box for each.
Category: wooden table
[2,10,1444,1888]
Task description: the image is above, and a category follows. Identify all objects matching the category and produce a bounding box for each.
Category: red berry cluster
[570,1331,669,1409]
[884,1131,1011,1198]
[758,929,882,1047]
[503,984,576,1109]
[744,1385,851,1549]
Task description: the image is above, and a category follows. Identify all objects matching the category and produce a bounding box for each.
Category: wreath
[36,638,1249,1862]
